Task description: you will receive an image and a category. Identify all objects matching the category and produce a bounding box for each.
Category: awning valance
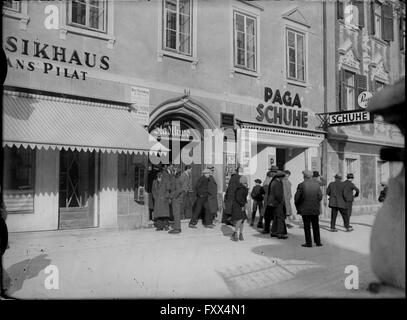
[2,91,167,155]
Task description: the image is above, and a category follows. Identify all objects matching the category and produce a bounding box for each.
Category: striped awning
[2,91,167,155]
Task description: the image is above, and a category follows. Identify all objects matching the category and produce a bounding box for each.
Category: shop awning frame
[2,90,168,155]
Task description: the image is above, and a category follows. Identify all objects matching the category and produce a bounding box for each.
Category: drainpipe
[322,1,329,217]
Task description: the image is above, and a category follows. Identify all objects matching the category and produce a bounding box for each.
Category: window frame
[233,10,258,73]
[2,0,29,30]
[3,0,20,12]
[342,69,357,110]
[285,27,307,83]
[59,0,115,48]
[3,146,36,214]
[68,0,107,34]
[162,0,193,56]
[374,1,383,39]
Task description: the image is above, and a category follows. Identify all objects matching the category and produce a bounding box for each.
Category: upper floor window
[371,1,394,42]
[374,80,386,92]
[342,70,356,110]
[337,0,365,29]
[68,0,107,33]
[234,11,257,72]
[400,15,406,52]
[3,0,20,12]
[286,28,305,82]
[163,0,192,56]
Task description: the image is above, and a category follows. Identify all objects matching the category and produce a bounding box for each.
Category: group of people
[150,162,362,247]
[150,164,218,234]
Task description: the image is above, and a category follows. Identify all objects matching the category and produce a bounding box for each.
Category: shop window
[163,0,192,56]
[345,157,360,191]
[371,1,394,42]
[3,146,35,213]
[234,11,257,73]
[286,28,306,82]
[68,0,106,33]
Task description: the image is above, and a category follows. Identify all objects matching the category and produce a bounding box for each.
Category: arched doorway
[147,95,217,219]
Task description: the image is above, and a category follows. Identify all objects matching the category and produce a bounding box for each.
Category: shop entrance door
[276,148,287,170]
[58,150,96,229]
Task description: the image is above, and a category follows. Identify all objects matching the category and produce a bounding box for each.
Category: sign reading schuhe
[256,87,308,128]
[3,36,110,80]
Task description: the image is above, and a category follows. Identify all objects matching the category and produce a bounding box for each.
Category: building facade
[324,0,405,215]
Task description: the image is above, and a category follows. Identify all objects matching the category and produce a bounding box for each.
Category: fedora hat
[302,169,313,178]
[334,173,342,179]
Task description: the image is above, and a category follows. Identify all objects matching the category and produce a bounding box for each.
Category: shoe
[277,235,288,239]
[226,221,234,226]
[301,244,312,247]
[346,227,354,232]
[250,222,254,226]
[231,232,238,241]
[330,228,338,232]
[204,224,214,228]
[164,226,169,231]
[270,233,278,238]
[189,224,197,229]
[239,233,244,241]
[168,229,181,234]
[286,224,293,229]
[257,223,263,229]
[315,243,323,247]
[155,227,163,231]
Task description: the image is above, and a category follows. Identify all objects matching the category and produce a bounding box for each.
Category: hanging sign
[130,86,150,126]
[326,110,374,126]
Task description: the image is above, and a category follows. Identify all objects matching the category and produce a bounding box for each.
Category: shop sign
[256,87,308,128]
[130,87,150,126]
[150,124,192,141]
[357,91,373,109]
[4,36,110,81]
[327,110,373,126]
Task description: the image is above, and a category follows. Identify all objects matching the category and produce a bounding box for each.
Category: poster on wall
[224,153,236,192]
[130,86,150,126]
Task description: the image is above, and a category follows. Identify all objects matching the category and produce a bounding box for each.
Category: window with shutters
[372,1,394,42]
[342,70,356,110]
[286,28,306,82]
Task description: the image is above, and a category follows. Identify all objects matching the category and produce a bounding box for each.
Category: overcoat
[326,181,346,209]
[282,177,292,216]
[268,176,285,218]
[231,184,249,221]
[224,173,241,215]
[260,178,271,216]
[152,176,172,218]
[294,179,323,215]
[342,180,360,208]
[208,176,219,214]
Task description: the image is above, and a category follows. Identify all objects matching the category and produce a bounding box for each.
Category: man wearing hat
[342,173,359,229]
[294,169,323,247]
[189,168,214,228]
[326,173,349,231]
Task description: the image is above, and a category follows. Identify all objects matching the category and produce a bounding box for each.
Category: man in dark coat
[152,171,172,230]
[326,173,351,231]
[259,170,274,229]
[179,165,193,219]
[342,173,359,229]
[207,170,219,227]
[189,168,213,228]
[269,170,288,239]
[168,168,183,234]
[223,166,242,225]
[250,179,265,226]
[295,169,323,247]
[262,166,279,234]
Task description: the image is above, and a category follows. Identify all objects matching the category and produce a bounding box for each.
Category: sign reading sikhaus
[4,36,110,81]
[256,87,308,128]
[326,109,374,126]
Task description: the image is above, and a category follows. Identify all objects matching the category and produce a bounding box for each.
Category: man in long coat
[189,168,213,228]
[152,171,172,230]
[269,170,288,239]
[179,165,193,219]
[169,169,183,234]
[326,173,350,231]
[295,169,323,247]
[261,167,278,234]
[223,166,242,225]
[342,173,359,229]
[207,170,219,227]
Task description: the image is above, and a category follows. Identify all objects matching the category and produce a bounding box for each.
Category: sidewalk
[2,214,405,299]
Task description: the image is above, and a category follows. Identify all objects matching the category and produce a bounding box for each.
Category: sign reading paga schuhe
[256,87,308,128]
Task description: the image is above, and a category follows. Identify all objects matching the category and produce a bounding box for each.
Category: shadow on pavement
[3,253,51,296]
[221,225,234,237]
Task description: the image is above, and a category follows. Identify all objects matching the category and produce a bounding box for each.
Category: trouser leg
[340,208,350,228]
[258,201,263,222]
[172,199,182,230]
[264,206,273,232]
[330,208,338,229]
[302,215,312,245]
[311,215,321,244]
[190,197,205,225]
[251,200,257,222]
[204,201,213,226]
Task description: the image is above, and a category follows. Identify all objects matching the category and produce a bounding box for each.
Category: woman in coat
[231,176,249,241]
[152,171,172,231]
[207,172,219,226]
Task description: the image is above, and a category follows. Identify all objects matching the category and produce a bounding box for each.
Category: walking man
[250,179,264,226]
[326,173,351,232]
[343,173,359,229]
[262,167,278,234]
[295,170,323,247]
[189,168,212,228]
[259,170,274,229]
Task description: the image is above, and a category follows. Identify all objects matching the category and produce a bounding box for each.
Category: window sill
[2,9,29,30]
[372,36,390,47]
[60,25,116,49]
[157,50,199,69]
[286,79,308,88]
[231,67,260,79]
